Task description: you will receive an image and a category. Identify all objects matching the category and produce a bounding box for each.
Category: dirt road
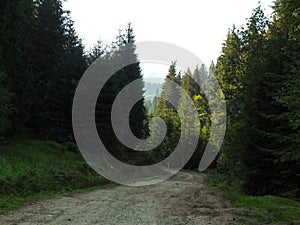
[0,171,238,225]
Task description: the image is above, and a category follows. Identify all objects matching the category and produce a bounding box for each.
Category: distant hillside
[144,82,162,98]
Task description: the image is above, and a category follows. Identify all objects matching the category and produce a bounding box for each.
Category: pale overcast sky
[63,0,274,80]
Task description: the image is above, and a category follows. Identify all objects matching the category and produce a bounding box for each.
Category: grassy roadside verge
[0,138,114,211]
[205,171,300,225]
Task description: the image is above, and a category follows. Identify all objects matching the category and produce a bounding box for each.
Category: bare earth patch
[0,171,239,225]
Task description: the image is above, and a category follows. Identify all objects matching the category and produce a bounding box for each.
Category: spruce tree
[96,24,148,164]
[153,62,181,159]
[0,0,36,129]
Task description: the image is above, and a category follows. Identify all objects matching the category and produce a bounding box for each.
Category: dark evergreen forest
[0,0,299,217]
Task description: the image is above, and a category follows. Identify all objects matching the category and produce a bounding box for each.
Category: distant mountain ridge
[143,82,162,98]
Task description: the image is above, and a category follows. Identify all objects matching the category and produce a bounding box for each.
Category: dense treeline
[89,24,148,165]
[215,0,300,198]
[0,0,147,149]
[148,0,299,198]
[0,0,87,141]
[0,0,299,201]
[147,62,211,168]
[0,0,149,204]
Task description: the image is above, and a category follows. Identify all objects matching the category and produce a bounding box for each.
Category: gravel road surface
[0,171,238,225]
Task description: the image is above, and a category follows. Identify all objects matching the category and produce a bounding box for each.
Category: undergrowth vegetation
[0,138,110,210]
[206,171,300,225]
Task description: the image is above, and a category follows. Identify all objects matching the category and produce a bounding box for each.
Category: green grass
[205,171,300,225]
[0,182,117,211]
[0,138,112,211]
